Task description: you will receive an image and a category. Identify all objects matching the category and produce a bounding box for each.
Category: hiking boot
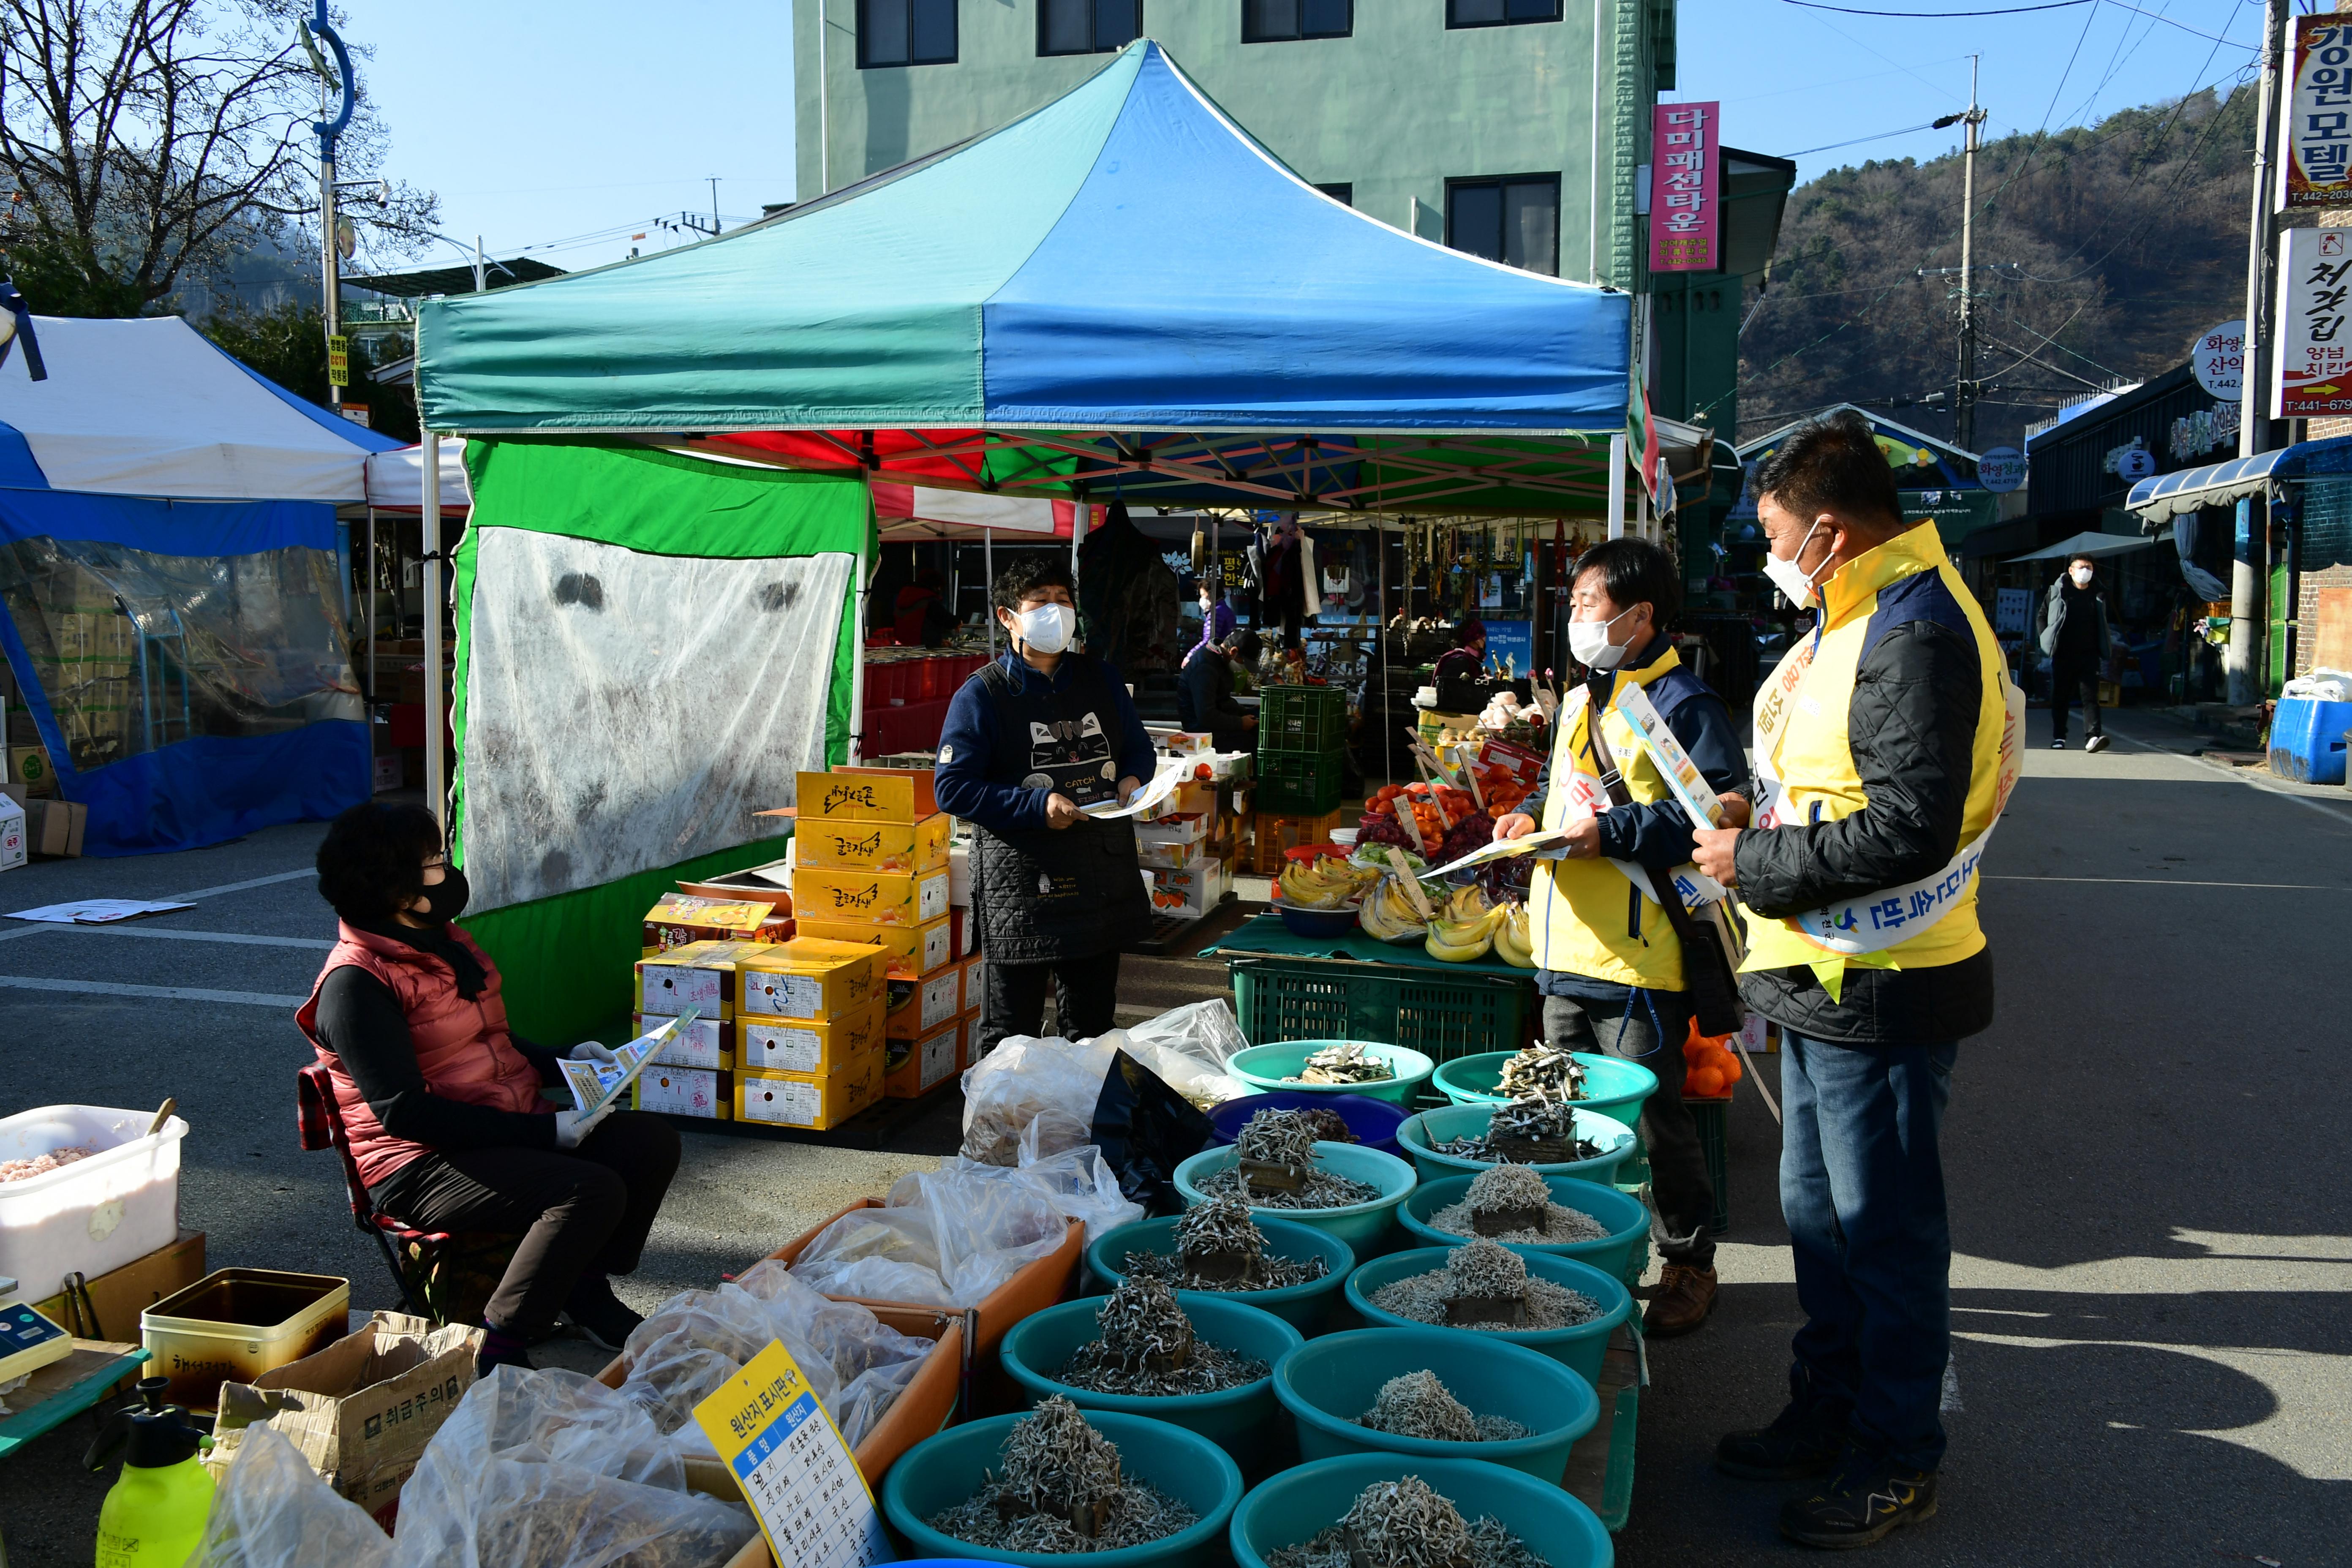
[1643,1263,1717,1337]
[2085,734,2111,754]
[1716,1405,1845,1481]
[1779,1454,1938,1549]
[562,1274,645,1353]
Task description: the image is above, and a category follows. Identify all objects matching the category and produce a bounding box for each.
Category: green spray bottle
[85,1376,215,1568]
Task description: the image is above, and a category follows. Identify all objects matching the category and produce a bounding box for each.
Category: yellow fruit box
[633,1012,732,1071]
[636,939,774,1021]
[884,1014,964,1100]
[738,999,886,1076]
[885,964,965,1041]
[795,812,950,876]
[792,767,938,824]
[790,865,950,929]
[736,1051,883,1130]
[737,940,888,1022]
[797,913,953,979]
[640,892,787,953]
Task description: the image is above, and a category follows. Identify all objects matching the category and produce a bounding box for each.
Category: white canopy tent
[2006,530,2159,563]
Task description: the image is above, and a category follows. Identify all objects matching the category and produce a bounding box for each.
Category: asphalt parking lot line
[7,926,336,949]
[0,865,317,944]
[0,975,308,1006]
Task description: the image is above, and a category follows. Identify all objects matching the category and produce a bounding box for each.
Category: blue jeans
[1780,1033,1958,1472]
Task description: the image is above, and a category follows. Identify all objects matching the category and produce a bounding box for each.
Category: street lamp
[297,3,356,411]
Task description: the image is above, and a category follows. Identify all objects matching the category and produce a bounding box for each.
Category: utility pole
[298,4,355,413]
[710,177,722,236]
[1933,59,1988,453]
[2233,0,2289,708]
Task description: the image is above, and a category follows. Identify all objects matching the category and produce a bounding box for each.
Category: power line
[1783,120,1949,158]
[1778,0,2253,45]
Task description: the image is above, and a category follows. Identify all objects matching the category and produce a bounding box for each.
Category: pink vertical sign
[1650,101,1720,272]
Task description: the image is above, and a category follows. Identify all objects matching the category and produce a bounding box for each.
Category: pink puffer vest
[295,921,545,1190]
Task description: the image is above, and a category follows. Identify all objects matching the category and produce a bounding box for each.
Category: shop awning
[2005,530,2159,563]
[2123,450,2291,520]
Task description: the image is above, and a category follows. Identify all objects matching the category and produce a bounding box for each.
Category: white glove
[553,1101,617,1150]
[569,1042,622,1067]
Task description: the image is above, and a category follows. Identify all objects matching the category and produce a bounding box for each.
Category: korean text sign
[1650,102,1719,272]
[2272,228,2352,418]
[2285,17,2352,208]
[692,1339,887,1568]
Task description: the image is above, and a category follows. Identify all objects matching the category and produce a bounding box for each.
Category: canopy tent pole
[365,506,377,704]
[1607,433,1628,542]
[984,525,996,660]
[422,432,446,834]
[1378,519,1391,788]
[849,518,869,765]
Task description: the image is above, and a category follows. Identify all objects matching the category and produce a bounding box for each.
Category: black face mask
[415,866,470,925]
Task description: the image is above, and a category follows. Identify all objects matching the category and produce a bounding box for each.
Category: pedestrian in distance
[1177,626,1261,754]
[2039,550,2114,751]
[1690,409,2013,1549]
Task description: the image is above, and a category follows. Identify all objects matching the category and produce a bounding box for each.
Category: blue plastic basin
[2269,695,2352,784]
[884,1410,1243,1568]
[1227,1041,1435,1108]
[1395,1103,1637,1187]
[1001,1293,1304,1470]
[1174,1141,1416,1258]
[1431,1050,1658,1130]
[1228,1453,1614,1568]
[1087,1215,1355,1333]
[1342,1246,1632,1387]
[1397,1173,1650,1286]
[1209,1092,1408,1160]
[1271,1327,1598,1481]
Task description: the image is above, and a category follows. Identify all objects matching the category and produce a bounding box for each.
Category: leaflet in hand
[1426,828,1576,877]
[1078,757,1189,820]
[1611,684,1726,829]
[558,1011,695,1119]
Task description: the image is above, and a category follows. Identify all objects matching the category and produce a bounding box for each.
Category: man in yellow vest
[1690,411,2016,1550]
[1492,538,1752,1338]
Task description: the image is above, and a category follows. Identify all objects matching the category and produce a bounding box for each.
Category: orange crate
[1249,806,1344,874]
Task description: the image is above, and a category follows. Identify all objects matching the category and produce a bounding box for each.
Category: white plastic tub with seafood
[0,1105,187,1299]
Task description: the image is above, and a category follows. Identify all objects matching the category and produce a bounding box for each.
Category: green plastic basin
[1396,1173,1651,1286]
[1087,1215,1355,1333]
[1341,1246,1632,1387]
[1229,1453,1614,1568]
[1271,1327,1598,1481]
[884,1410,1243,1568]
[1001,1293,1304,1470]
[1227,1041,1436,1108]
[1395,1103,1637,1187]
[1431,1050,1658,1128]
[1174,1141,1416,1258]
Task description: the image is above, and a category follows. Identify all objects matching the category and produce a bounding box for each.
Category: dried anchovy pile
[1429,1165,1608,1244]
[1236,1108,1326,1166]
[1446,1237,1528,1298]
[1368,1240,1603,1334]
[1495,1045,1588,1103]
[1433,1100,1603,1166]
[1263,1476,1554,1568]
[1198,1109,1379,1210]
[1286,1042,1396,1086]
[926,1396,1198,1555]
[1355,1370,1531,1444]
[1056,1279,1268,1396]
[1120,1198,1333,1292]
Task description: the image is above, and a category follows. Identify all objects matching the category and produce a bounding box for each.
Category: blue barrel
[1229,1454,1613,1568]
[1271,1327,1598,1481]
[1086,1215,1354,1332]
[1342,1246,1632,1388]
[1209,1092,1409,1159]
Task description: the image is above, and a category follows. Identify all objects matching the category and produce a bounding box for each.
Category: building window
[1446,0,1562,27]
[859,0,958,66]
[1446,175,1559,275]
[1244,0,1351,42]
[1040,0,1140,55]
[1313,182,1353,206]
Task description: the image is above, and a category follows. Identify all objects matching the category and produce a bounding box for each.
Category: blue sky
[352,1,2268,275]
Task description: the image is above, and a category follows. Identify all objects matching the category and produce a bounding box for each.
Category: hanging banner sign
[326,333,350,388]
[2272,227,2352,418]
[2283,16,2352,208]
[1649,102,1720,272]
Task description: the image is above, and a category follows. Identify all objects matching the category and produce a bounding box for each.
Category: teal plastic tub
[1341,1246,1632,1387]
[1395,1103,1637,1187]
[1396,1173,1650,1286]
[1087,1216,1354,1333]
[1000,1293,1304,1470]
[884,1409,1243,1568]
[1229,1453,1614,1568]
[1226,1041,1435,1108]
[1271,1327,1598,1482]
[1432,1051,1658,1127]
[1174,1141,1416,1258]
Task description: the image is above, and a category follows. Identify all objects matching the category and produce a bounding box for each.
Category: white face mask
[1762,518,1825,610]
[1568,604,1639,670]
[1007,602,1075,655]
[2069,566,2094,588]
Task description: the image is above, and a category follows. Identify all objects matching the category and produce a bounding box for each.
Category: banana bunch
[1443,885,1491,924]
[1492,903,1536,969]
[1356,874,1432,942]
[1425,904,1505,962]
[1280,857,1377,910]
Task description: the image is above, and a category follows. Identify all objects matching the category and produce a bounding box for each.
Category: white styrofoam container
[0,1106,186,1298]
[0,795,23,871]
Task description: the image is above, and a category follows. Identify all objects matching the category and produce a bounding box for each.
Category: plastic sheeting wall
[459,528,850,914]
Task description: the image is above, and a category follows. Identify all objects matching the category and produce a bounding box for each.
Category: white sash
[1547,685,1727,910]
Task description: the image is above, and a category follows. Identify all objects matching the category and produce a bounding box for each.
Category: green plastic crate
[1228,954,1535,1074]
[1688,1096,1730,1233]
[1254,750,1345,815]
[1257,684,1348,753]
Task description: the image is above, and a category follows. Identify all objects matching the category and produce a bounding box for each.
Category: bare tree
[0,0,436,317]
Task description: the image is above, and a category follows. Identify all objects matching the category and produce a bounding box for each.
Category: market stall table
[0,1339,150,1462]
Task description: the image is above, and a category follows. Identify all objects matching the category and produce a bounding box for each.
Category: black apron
[969,654,1154,964]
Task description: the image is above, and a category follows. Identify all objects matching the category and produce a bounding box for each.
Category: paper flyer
[558,1010,694,1119]
[1611,684,1726,830]
[693,1339,888,1568]
[1426,828,1576,877]
[7,899,197,923]
[1079,756,1190,820]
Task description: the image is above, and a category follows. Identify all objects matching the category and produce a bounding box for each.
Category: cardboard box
[960,952,987,1015]
[634,1064,731,1119]
[1135,813,1209,846]
[23,797,85,858]
[635,1012,730,1070]
[793,766,938,824]
[1138,837,1203,870]
[636,939,775,1021]
[7,744,54,797]
[1150,855,1229,919]
[948,841,971,907]
[205,1312,480,1529]
[736,1051,883,1130]
[1160,730,1213,755]
[796,913,953,979]
[739,999,885,1075]
[1161,779,1214,817]
[796,812,950,876]
[738,942,887,1022]
[0,795,22,872]
[32,1230,206,1341]
[884,1015,963,1100]
[884,965,964,1041]
[789,864,950,929]
[641,891,785,952]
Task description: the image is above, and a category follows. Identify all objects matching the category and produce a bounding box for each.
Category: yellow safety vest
[1529,644,1689,991]
[1741,523,2010,988]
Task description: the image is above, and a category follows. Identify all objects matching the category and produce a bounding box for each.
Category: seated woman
[297,802,681,1375]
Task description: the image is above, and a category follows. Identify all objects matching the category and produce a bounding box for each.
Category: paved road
[3,708,2346,1563]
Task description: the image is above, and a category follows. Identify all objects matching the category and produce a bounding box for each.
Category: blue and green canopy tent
[413,41,1640,1040]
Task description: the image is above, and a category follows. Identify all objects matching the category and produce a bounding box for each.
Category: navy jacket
[935,652,1157,833]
